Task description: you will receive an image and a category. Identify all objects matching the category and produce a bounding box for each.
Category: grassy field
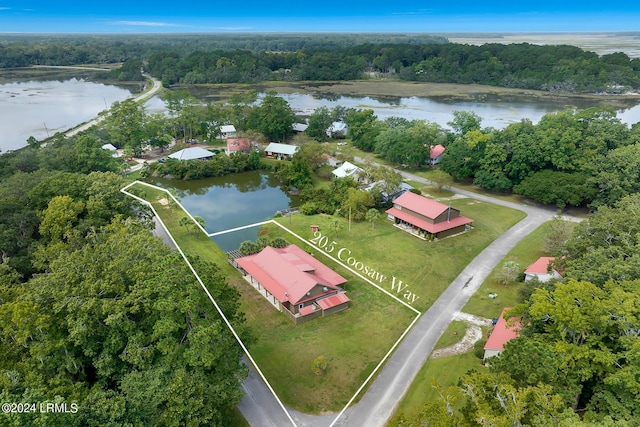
[263,199,525,313]
[125,178,524,413]
[126,182,417,414]
[390,320,485,424]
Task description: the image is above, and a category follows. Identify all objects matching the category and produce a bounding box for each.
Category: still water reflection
[148,171,299,252]
[0,77,137,152]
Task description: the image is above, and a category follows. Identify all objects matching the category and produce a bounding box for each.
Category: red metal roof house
[226,138,251,155]
[483,307,521,360]
[234,245,350,323]
[524,256,563,282]
[385,191,473,240]
[429,144,446,165]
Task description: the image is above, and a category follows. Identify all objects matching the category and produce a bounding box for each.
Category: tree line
[0,33,446,68]
[0,123,249,426]
[312,105,640,210]
[393,195,640,426]
[2,34,638,94]
[147,42,640,92]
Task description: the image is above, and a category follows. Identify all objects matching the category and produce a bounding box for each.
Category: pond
[148,170,300,252]
[0,75,140,152]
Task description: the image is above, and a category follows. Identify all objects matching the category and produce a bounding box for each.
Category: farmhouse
[429,144,446,165]
[226,138,251,155]
[101,143,122,158]
[524,257,562,282]
[233,244,350,323]
[385,191,473,240]
[219,125,237,138]
[326,121,349,138]
[292,122,309,133]
[168,147,215,161]
[264,142,298,159]
[332,161,365,180]
[483,307,521,361]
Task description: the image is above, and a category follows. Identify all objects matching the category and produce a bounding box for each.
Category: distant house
[483,307,521,360]
[524,257,562,282]
[429,144,446,165]
[264,142,298,159]
[363,180,413,202]
[332,161,364,180]
[101,143,122,158]
[226,138,251,155]
[168,147,215,161]
[385,191,473,240]
[324,155,343,167]
[219,125,237,139]
[233,245,350,323]
[326,121,349,138]
[292,123,309,133]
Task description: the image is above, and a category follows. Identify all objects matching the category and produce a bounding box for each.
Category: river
[0,74,141,152]
[145,89,640,130]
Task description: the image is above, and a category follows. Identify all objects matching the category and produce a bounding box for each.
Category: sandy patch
[430,312,493,359]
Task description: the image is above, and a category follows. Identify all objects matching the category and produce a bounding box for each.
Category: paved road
[65,73,162,138]
[237,160,577,426]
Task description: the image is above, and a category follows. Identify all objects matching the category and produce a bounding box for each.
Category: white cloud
[0,7,12,11]
[214,26,255,31]
[109,20,180,27]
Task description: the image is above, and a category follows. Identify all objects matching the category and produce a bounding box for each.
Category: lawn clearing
[123,181,418,414]
[462,220,570,319]
[263,198,524,312]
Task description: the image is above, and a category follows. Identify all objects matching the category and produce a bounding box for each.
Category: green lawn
[125,182,417,414]
[462,220,568,319]
[124,180,525,414]
[390,332,484,424]
[264,198,525,313]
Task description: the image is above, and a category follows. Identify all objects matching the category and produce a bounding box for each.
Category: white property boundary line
[121,180,421,427]
[121,181,296,426]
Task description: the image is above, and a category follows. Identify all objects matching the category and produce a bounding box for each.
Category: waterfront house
[264,142,298,159]
[233,245,350,323]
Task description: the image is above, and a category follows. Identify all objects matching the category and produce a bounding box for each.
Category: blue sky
[1,1,639,33]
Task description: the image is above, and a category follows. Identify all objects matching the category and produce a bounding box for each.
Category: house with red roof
[226,138,251,155]
[483,307,521,360]
[385,191,473,240]
[234,244,350,323]
[429,144,446,165]
[524,256,562,282]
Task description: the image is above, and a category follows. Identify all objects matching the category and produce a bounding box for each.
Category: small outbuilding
[483,307,521,361]
[524,257,562,282]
